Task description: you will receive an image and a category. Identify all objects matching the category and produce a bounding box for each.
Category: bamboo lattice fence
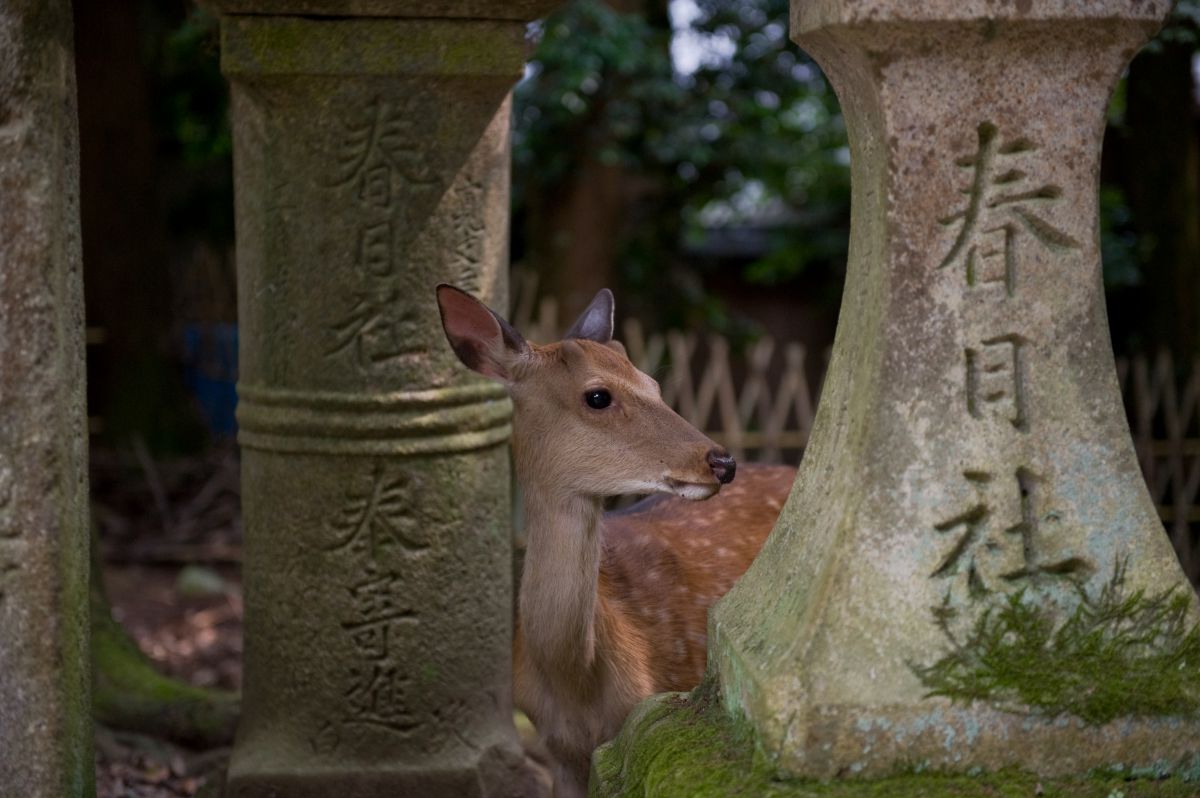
[510,274,1200,583]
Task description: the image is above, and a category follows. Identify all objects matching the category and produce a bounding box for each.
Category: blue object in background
[181,323,239,439]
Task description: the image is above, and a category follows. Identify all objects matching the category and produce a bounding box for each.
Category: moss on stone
[912,561,1200,724]
[90,533,239,748]
[91,599,240,749]
[591,680,1200,798]
[222,16,526,78]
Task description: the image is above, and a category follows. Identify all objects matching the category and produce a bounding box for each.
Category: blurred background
[74,1,1199,794]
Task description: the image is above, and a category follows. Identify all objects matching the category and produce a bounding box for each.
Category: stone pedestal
[703,0,1200,781]
[0,2,93,796]
[208,4,555,796]
[595,1,1200,792]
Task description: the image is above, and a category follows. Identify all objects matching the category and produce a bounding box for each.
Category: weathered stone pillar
[603,2,1200,790]
[207,4,554,796]
[699,0,1200,780]
[0,1,93,796]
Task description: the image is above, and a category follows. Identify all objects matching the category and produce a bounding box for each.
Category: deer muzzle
[707,448,737,485]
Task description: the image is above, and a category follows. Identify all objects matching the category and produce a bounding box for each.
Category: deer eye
[584,389,612,410]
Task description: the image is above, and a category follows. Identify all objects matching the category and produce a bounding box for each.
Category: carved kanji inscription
[939,122,1079,294]
[343,661,419,733]
[327,288,422,370]
[312,507,430,754]
[449,173,486,294]
[330,96,437,192]
[359,220,394,277]
[322,95,440,374]
[965,334,1026,430]
[933,468,1094,601]
[322,462,433,558]
[342,566,417,661]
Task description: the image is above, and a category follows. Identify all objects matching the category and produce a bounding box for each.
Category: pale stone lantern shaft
[710,0,1200,778]
[0,2,93,796]
[206,4,556,795]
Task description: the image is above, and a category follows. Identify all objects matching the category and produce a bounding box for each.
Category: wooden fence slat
[664,331,698,421]
[737,337,776,434]
[508,277,1200,583]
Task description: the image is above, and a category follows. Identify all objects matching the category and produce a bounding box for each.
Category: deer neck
[517,475,606,685]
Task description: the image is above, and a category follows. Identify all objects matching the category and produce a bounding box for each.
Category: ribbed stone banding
[237,383,513,455]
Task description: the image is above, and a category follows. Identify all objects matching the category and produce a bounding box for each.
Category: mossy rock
[590,682,1200,798]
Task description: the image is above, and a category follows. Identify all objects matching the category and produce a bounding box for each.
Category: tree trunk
[1124,40,1200,356]
[523,0,672,329]
[74,0,201,450]
[527,160,629,330]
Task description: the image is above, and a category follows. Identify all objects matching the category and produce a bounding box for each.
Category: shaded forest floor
[97,561,243,797]
[94,442,244,798]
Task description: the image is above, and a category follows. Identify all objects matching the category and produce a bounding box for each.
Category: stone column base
[592,688,1200,797]
[225,737,545,798]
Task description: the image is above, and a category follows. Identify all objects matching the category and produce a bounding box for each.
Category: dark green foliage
[680,0,850,282]
[151,5,234,246]
[913,562,1200,724]
[1099,186,1143,289]
[514,0,850,332]
[514,2,681,189]
[1146,0,1200,49]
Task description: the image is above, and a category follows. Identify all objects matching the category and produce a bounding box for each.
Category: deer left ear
[436,284,529,383]
[564,288,614,343]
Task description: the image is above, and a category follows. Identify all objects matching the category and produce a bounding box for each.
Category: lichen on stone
[912,560,1200,724]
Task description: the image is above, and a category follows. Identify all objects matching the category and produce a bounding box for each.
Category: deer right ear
[436,284,529,382]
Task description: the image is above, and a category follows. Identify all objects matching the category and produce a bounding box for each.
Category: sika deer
[436,285,795,798]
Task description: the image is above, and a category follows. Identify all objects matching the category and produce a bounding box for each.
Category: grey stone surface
[213,4,548,796]
[793,0,1173,27]
[709,0,1200,780]
[0,1,94,796]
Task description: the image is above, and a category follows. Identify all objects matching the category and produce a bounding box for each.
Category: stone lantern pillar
[705,0,1200,779]
[205,4,556,795]
[0,2,93,796]
[596,1,1200,791]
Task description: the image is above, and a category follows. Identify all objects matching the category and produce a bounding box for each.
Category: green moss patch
[913,561,1200,724]
[591,680,1200,798]
[91,547,239,749]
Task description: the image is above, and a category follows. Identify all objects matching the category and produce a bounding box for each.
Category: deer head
[436,285,735,501]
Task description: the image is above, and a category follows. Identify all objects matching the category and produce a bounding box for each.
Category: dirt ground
[97,562,243,798]
[92,441,245,798]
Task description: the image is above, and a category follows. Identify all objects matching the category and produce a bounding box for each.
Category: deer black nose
[707,448,736,485]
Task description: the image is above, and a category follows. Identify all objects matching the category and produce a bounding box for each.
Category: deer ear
[564,288,615,343]
[436,284,529,382]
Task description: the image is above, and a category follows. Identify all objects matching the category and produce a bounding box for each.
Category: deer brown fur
[436,285,794,798]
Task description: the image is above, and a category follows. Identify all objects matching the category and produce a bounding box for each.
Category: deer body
[436,286,795,798]
[513,465,794,791]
